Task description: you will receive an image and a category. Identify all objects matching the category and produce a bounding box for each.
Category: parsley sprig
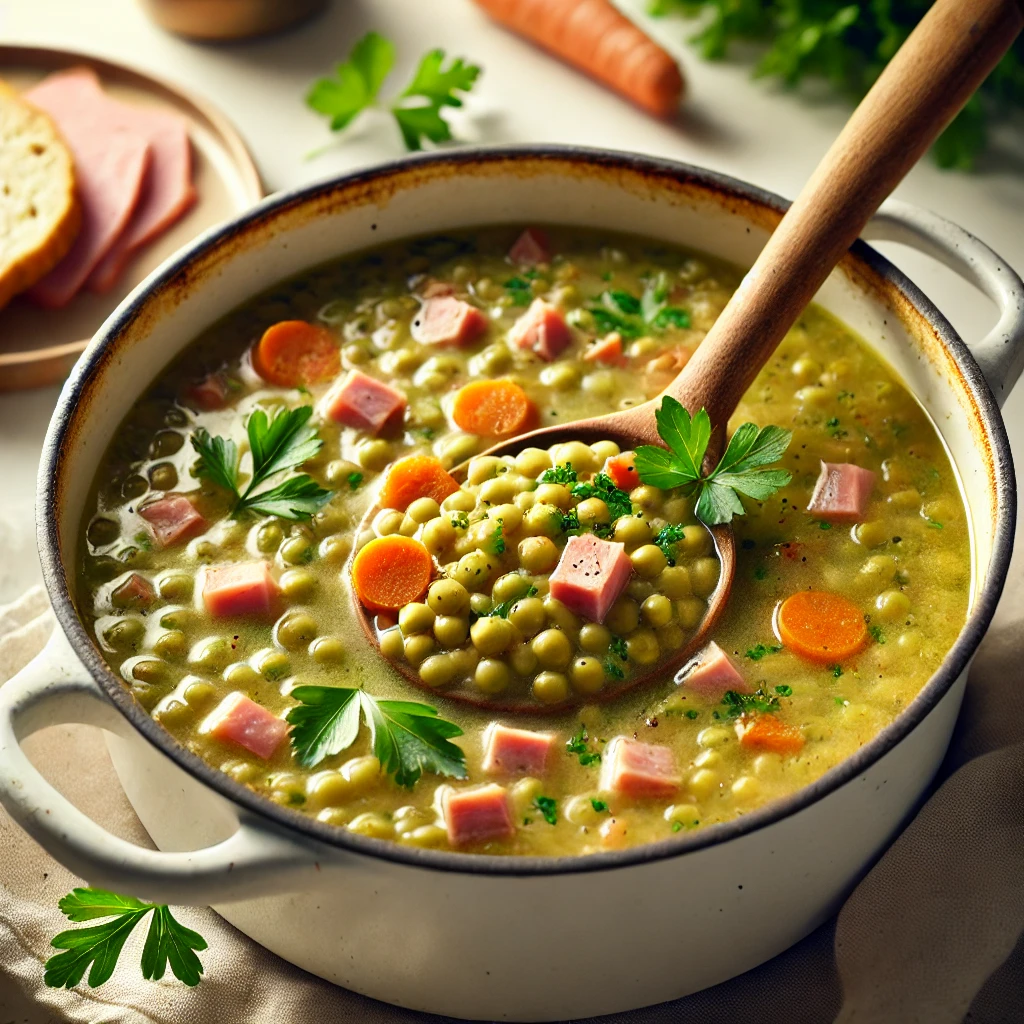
[306,32,482,152]
[634,397,792,526]
[286,686,467,788]
[44,889,206,990]
[566,724,602,766]
[588,274,691,339]
[191,405,332,521]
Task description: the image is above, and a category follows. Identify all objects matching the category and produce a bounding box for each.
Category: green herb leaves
[566,724,602,766]
[634,397,792,526]
[191,405,332,521]
[45,889,206,990]
[533,795,558,825]
[287,686,467,788]
[487,583,538,620]
[720,687,781,718]
[587,274,691,339]
[306,32,482,152]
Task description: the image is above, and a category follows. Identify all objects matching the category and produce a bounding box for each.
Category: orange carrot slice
[603,451,637,492]
[451,380,536,437]
[737,715,806,755]
[254,321,340,387]
[352,536,433,611]
[777,590,868,664]
[583,333,625,365]
[471,0,684,119]
[381,455,460,511]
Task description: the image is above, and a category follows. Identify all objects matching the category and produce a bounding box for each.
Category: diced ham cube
[202,561,278,618]
[676,641,752,697]
[508,228,551,266]
[482,724,555,776]
[321,369,406,433]
[411,296,487,347]
[548,534,632,624]
[509,299,571,362]
[183,372,231,411]
[806,461,876,523]
[201,692,287,760]
[600,738,680,799]
[111,573,155,609]
[583,332,626,366]
[603,451,638,492]
[138,495,206,548]
[443,784,515,846]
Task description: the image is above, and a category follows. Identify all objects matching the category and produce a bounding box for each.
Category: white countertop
[2,0,1023,602]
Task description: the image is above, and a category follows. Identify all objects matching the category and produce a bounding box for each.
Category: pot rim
[38,145,1016,877]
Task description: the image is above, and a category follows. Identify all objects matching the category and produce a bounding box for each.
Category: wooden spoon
[355,0,1023,712]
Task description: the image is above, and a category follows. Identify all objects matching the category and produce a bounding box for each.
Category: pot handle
[0,628,327,905]
[864,199,1024,407]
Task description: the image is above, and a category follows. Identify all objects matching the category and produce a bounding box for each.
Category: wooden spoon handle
[667,0,1024,430]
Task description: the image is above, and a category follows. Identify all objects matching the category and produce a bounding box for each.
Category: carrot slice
[603,451,637,491]
[583,333,625,365]
[737,715,806,755]
[777,590,868,664]
[471,0,684,119]
[253,321,340,387]
[451,380,536,437]
[380,455,460,511]
[353,536,434,612]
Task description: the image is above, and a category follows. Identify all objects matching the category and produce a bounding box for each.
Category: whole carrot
[472,0,684,118]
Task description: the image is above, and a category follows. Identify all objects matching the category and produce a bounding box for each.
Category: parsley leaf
[745,643,782,661]
[487,582,537,619]
[504,276,532,306]
[869,624,886,644]
[634,397,792,526]
[307,33,481,153]
[491,518,506,554]
[609,635,628,661]
[566,724,602,766]
[287,686,468,787]
[591,798,609,813]
[653,523,687,565]
[533,795,558,825]
[570,473,633,523]
[721,687,781,718]
[45,889,206,990]
[604,658,625,680]
[775,684,793,696]
[191,406,332,521]
[348,471,364,491]
[539,463,578,485]
[586,276,690,339]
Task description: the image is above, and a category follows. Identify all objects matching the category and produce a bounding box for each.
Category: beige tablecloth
[1,573,1022,1023]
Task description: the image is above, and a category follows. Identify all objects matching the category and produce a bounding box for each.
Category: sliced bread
[0,79,80,310]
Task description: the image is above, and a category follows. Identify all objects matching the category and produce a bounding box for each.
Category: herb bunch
[588,273,690,339]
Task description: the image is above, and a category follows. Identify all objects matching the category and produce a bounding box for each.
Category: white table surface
[1,0,1023,604]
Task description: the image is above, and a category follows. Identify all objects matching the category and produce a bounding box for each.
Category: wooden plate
[0,45,264,391]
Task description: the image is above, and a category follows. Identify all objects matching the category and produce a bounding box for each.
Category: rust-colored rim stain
[37,147,1015,877]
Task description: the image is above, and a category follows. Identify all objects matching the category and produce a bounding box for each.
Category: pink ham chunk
[482,724,555,776]
[201,692,287,761]
[509,299,571,362]
[411,296,487,347]
[444,784,515,846]
[111,573,155,609]
[548,534,632,624]
[182,372,231,412]
[677,641,751,697]
[806,461,876,523]
[321,369,406,433]
[600,738,680,799]
[508,228,551,266]
[25,69,152,308]
[202,561,278,618]
[138,495,206,548]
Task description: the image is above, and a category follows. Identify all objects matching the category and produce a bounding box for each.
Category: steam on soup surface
[78,226,970,855]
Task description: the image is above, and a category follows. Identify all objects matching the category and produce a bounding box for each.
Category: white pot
[1,150,1021,1021]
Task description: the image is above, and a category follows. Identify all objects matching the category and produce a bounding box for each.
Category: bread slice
[0,79,80,310]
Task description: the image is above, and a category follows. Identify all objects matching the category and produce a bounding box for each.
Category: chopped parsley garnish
[825,417,848,438]
[486,583,537,619]
[586,273,691,338]
[671,820,684,832]
[775,684,793,696]
[286,686,467,787]
[566,725,602,766]
[504,276,532,305]
[654,523,687,566]
[591,798,609,813]
[818,520,834,530]
[683,709,700,719]
[306,32,482,152]
[831,665,844,678]
[868,624,886,644]
[720,687,781,718]
[347,471,363,491]
[571,473,633,522]
[533,795,558,825]
[191,405,332,521]
[44,888,207,990]
[926,518,944,530]
[745,643,782,661]
[604,658,626,680]
[634,398,792,526]
[539,462,578,485]
[609,635,628,661]
[450,511,470,530]
[491,518,506,554]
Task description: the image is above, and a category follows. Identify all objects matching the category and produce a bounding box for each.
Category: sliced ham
[508,228,551,266]
[182,372,232,412]
[138,495,205,548]
[509,299,571,362]
[411,296,487,347]
[201,692,287,760]
[24,68,152,308]
[202,561,278,618]
[806,461,876,523]
[482,723,555,776]
[321,369,406,433]
[600,737,680,799]
[583,332,626,366]
[86,86,195,292]
[110,573,155,609]
[548,534,632,624]
[443,784,515,846]
[676,641,751,697]
[603,451,638,492]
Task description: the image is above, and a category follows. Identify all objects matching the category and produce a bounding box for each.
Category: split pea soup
[78,225,970,857]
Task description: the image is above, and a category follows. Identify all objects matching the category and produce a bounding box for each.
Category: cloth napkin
[1,563,1022,1024]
